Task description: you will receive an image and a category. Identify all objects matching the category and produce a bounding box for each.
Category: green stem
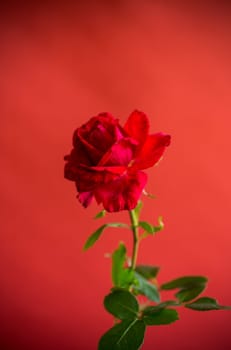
[129,209,139,270]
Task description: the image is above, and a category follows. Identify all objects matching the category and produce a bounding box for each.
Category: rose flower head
[64,110,170,212]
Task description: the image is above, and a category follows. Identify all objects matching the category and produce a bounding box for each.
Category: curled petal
[96,113,125,143]
[124,110,149,147]
[98,138,138,166]
[132,133,171,170]
[74,128,102,165]
[73,113,125,165]
[94,171,147,212]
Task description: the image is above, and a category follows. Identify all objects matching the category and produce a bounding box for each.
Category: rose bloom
[64,110,170,212]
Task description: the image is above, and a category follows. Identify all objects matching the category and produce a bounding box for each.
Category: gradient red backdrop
[1,1,231,349]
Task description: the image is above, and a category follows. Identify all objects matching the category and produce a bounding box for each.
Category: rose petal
[96,113,125,143]
[132,133,171,170]
[124,110,150,147]
[77,191,93,208]
[74,113,125,165]
[74,165,126,192]
[83,114,115,152]
[98,138,138,166]
[74,128,102,165]
[94,171,147,212]
[64,145,92,181]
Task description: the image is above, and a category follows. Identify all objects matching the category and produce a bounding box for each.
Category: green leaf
[143,300,180,313]
[134,272,160,303]
[139,217,164,235]
[119,269,135,289]
[135,265,160,279]
[141,301,180,326]
[185,297,231,311]
[176,285,206,303]
[161,276,208,290]
[104,290,139,320]
[139,221,156,234]
[83,223,129,251]
[143,308,179,326]
[161,275,208,303]
[98,319,146,350]
[112,243,134,288]
[83,225,106,250]
[94,210,106,219]
[112,243,126,287]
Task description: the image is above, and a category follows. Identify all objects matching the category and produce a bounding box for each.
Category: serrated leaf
[143,308,179,326]
[94,210,106,219]
[134,272,160,303]
[83,223,129,251]
[185,297,231,311]
[135,265,160,279]
[176,285,206,303]
[104,290,139,320]
[98,319,146,350]
[161,276,208,290]
[112,243,134,288]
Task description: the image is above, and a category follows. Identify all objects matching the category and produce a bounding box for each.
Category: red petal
[94,171,147,212]
[74,165,126,192]
[98,138,138,166]
[73,113,125,164]
[124,110,149,147]
[64,146,92,181]
[74,128,102,165]
[77,191,93,208]
[132,133,171,170]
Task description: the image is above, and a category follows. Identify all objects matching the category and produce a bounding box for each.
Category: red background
[1,1,231,349]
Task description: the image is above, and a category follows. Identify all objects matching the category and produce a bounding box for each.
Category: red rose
[64,110,170,212]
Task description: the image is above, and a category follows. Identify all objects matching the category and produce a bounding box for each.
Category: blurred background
[0,0,231,349]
